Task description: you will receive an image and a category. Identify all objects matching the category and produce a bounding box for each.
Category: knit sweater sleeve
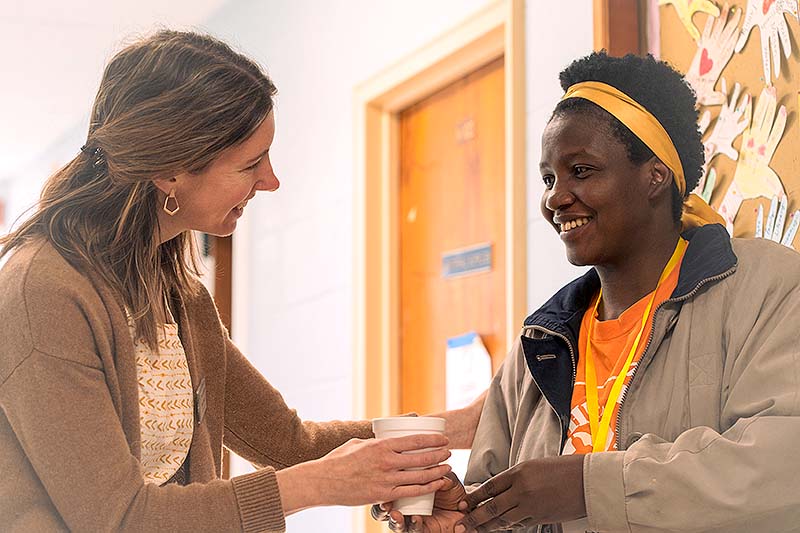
[222,336,374,469]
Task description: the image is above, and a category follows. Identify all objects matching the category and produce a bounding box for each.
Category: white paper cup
[371,416,446,516]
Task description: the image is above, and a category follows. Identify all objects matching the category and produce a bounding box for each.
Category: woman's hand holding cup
[316,432,452,504]
[276,417,450,514]
[371,417,450,516]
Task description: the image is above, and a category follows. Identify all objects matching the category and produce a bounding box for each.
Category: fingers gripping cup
[372,416,447,516]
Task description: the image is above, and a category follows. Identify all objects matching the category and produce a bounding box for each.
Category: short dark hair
[552,51,703,223]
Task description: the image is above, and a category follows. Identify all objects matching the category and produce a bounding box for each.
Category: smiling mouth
[559,217,592,233]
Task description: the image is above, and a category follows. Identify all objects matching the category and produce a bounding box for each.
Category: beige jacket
[0,239,372,532]
[466,226,800,532]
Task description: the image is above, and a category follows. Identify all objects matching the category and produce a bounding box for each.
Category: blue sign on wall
[442,243,492,279]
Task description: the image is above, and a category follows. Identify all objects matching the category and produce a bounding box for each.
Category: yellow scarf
[561,81,724,230]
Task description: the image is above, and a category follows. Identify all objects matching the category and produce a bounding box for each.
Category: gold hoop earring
[163,190,180,216]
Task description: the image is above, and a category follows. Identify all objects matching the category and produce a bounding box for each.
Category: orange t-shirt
[563,249,686,455]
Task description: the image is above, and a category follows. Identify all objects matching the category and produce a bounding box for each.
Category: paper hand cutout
[718,87,787,232]
[733,86,787,198]
[695,110,712,194]
[755,196,798,249]
[694,166,718,202]
[695,111,714,195]
[694,79,749,201]
[704,78,751,163]
[686,4,743,105]
[698,109,713,136]
[734,0,799,82]
[660,0,722,41]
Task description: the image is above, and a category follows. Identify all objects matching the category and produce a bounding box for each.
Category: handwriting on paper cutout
[763,0,776,14]
[699,48,714,75]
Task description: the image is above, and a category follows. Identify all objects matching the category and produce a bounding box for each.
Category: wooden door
[593,0,644,55]
[399,57,506,415]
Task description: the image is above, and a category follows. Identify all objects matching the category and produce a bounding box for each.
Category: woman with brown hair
[0,30,477,532]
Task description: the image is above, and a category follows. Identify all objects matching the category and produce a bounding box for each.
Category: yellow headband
[561,81,726,229]
[561,81,686,196]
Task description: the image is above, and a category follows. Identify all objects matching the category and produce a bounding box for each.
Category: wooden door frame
[353,0,526,425]
[211,235,232,478]
[593,0,645,55]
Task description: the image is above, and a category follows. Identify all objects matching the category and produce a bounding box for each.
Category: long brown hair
[0,30,277,349]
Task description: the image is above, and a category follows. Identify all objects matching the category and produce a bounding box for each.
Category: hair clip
[80,143,107,171]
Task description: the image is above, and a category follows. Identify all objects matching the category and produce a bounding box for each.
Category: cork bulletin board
[656,1,800,248]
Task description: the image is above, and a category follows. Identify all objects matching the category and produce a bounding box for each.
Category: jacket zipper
[528,325,577,452]
[614,266,736,449]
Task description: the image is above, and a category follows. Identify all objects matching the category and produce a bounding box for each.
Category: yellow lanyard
[584,238,687,453]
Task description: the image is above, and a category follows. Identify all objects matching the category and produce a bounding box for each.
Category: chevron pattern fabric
[128,316,194,485]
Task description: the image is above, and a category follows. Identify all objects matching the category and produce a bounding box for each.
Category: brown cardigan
[0,239,373,532]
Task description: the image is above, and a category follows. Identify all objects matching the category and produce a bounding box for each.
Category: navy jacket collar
[520,224,737,437]
[524,223,737,332]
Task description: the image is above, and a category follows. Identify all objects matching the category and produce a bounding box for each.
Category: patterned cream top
[127,312,194,485]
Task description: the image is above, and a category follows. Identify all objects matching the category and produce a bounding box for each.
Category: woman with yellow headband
[386,51,800,533]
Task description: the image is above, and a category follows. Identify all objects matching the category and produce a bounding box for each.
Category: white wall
[0,0,228,178]
[524,2,594,308]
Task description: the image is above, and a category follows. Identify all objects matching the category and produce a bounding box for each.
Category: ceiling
[0,0,230,178]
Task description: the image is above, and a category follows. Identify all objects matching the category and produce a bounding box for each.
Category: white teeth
[560,217,592,232]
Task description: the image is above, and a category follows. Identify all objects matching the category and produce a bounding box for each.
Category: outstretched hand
[685,3,741,106]
[321,434,452,506]
[276,433,452,515]
[659,0,721,41]
[373,473,467,532]
[734,0,798,81]
[703,78,751,164]
[454,455,586,532]
[718,86,787,232]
